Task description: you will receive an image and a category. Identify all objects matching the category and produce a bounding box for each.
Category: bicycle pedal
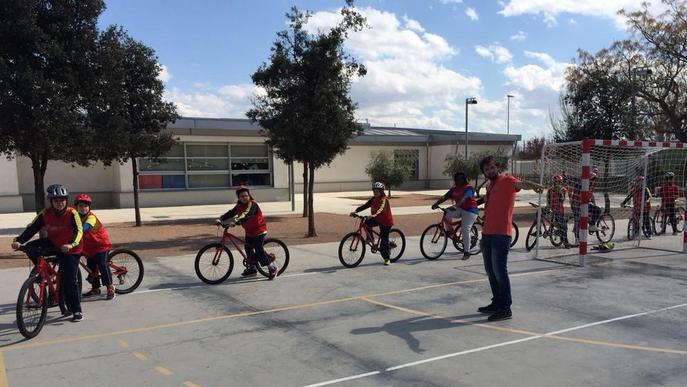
[370,248,378,254]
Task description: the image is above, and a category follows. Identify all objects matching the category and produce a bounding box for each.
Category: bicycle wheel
[677,207,686,232]
[653,209,666,235]
[452,223,482,255]
[256,238,290,277]
[566,215,579,248]
[627,219,639,241]
[525,222,541,252]
[109,249,144,294]
[595,213,615,243]
[510,222,519,248]
[16,275,48,339]
[420,224,447,260]
[338,232,366,268]
[195,243,234,284]
[388,229,406,262]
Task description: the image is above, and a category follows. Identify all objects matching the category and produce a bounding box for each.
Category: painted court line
[133,352,148,361]
[304,302,687,386]
[131,272,317,295]
[154,366,173,376]
[184,382,202,387]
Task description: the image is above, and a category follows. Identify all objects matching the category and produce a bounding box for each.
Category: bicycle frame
[27,257,61,307]
[215,226,260,265]
[351,216,383,249]
[79,255,128,282]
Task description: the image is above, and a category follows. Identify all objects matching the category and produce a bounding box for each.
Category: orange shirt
[483,174,520,236]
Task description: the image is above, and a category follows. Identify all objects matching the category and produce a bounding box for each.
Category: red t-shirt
[81,211,112,257]
[483,175,520,236]
[657,183,679,206]
[371,196,394,227]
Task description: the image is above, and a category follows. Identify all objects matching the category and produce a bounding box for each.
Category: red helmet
[235,185,250,196]
[552,175,563,182]
[74,194,92,205]
[635,175,645,182]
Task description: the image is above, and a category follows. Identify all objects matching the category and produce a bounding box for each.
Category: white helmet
[373,181,385,190]
[665,171,675,179]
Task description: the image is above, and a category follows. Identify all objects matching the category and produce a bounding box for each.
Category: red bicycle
[194,223,289,284]
[16,248,82,339]
[79,249,144,294]
[337,214,406,268]
[420,206,481,260]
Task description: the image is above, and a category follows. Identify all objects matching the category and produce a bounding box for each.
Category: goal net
[535,139,687,266]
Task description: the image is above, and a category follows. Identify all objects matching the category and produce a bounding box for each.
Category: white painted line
[303,302,687,386]
[303,371,381,387]
[130,272,317,295]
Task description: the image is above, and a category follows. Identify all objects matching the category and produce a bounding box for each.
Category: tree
[518,136,548,160]
[0,0,104,211]
[87,26,178,226]
[248,0,367,237]
[365,151,411,197]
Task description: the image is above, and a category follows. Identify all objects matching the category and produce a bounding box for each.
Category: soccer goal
[535,139,687,266]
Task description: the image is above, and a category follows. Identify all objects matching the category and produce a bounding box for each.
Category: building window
[394,149,419,180]
[138,143,272,190]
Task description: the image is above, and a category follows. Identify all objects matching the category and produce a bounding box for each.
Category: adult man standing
[478,156,543,321]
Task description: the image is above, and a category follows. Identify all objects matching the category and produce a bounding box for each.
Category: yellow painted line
[362,297,687,356]
[117,340,129,349]
[0,351,8,387]
[132,352,148,361]
[184,381,202,387]
[4,267,567,353]
[154,366,173,376]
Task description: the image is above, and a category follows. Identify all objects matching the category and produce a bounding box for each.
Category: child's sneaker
[106,286,116,300]
[82,288,101,298]
[72,312,84,322]
[241,266,258,278]
[383,259,391,266]
[461,252,471,260]
[268,264,279,280]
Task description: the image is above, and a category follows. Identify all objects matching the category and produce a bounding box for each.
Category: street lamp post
[507,94,514,134]
[465,97,477,159]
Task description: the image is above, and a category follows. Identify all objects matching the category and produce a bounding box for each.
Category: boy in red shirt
[75,194,115,300]
[11,184,85,322]
[219,185,278,279]
[621,176,653,239]
[431,172,479,260]
[350,182,394,266]
[655,172,680,235]
[479,156,543,321]
[547,175,570,247]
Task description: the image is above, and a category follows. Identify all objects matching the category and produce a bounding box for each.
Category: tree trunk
[302,161,309,218]
[307,164,317,237]
[30,155,47,213]
[131,158,142,227]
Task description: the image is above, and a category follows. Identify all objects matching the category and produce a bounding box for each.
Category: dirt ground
[343,193,438,207]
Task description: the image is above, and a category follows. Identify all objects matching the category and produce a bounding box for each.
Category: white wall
[0,156,23,212]
[16,156,116,195]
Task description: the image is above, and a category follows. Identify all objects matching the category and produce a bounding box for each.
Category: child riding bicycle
[11,184,85,322]
[218,185,278,279]
[75,194,115,300]
[431,172,479,260]
[350,182,394,266]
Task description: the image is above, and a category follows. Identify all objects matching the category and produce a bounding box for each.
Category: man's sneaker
[268,265,279,280]
[383,259,391,266]
[461,252,471,260]
[241,266,258,278]
[82,288,101,298]
[72,312,84,322]
[477,303,497,314]
[106,287,116,300]
[487,309,512,322]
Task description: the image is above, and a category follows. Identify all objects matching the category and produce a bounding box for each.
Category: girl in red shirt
[76,194,115,300]
[350,182,394,265]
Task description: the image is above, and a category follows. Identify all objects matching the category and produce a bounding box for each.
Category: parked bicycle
[569,208,616,245]
[338,214,406,268]
[195,223,289,284]
[420,206,481,260]
[622,204,654,240]
[652,198,686,235]
[79,249,144,294]
[525,202,567,251]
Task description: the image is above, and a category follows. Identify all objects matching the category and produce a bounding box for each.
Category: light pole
[507,94,514,134]
[465,97,477,159]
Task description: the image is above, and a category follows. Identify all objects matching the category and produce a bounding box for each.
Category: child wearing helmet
[75,194,115,300]
[621,176,653,238]
[547,175,570,247]
[654,171,680,235]
[350,182,394,265]
[11,184,85,322]
[218,185,278,279]
[431,172,479,260]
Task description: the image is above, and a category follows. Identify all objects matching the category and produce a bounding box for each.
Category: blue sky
[98,0,658,139]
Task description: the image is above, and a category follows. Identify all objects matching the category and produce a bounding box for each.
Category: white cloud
[165,84,263,118]
[439,0,463,4]
[499,0,667,29]
[475,43,513,64]
[504,51,571,92]
[465,7,479,21]
[510,30,527,41]
[403,15,425,33]
[157,64,171,83]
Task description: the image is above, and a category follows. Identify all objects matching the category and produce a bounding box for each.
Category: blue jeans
[245,234,269,266]
[365,218,391,260]
[59,254,82,313]
[86,251,112,288]
[481,234,512,311]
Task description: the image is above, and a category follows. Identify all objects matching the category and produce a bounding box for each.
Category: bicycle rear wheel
[388,229,406,262]
[338,232,366,268]
[109,249,144,294]
[17,275,48,339]
[677,207,686,232]
[525,222,541,252]
[566,215,579,247]
[453,224,482,255]
[420,224,447,260]
[595,213,615,243]
[653,209,666,235]
[510,222,519,248]
[256,239,290,277]
[195,243,234,284]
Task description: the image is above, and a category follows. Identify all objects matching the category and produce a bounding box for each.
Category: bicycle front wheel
[109,249,144,294]
[338,232,366,268]
[566,215,579,247]
[452,223,482,255]
[596,213,615,243]
[256,238,290,277]
[195,243,234,284]
[510,222,519,248]
[653,209,666,235]
[388,229,406,262]
[420,224,447,260]
[525,222,541,252]
[17,275,48,339]
[677,207,686,232]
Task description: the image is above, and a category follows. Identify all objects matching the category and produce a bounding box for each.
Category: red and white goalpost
[537,139,687,266]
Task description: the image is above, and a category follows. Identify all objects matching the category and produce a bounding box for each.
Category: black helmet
[46,184,69,199]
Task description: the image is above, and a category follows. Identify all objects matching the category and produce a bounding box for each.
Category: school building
[0,117,520,212]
